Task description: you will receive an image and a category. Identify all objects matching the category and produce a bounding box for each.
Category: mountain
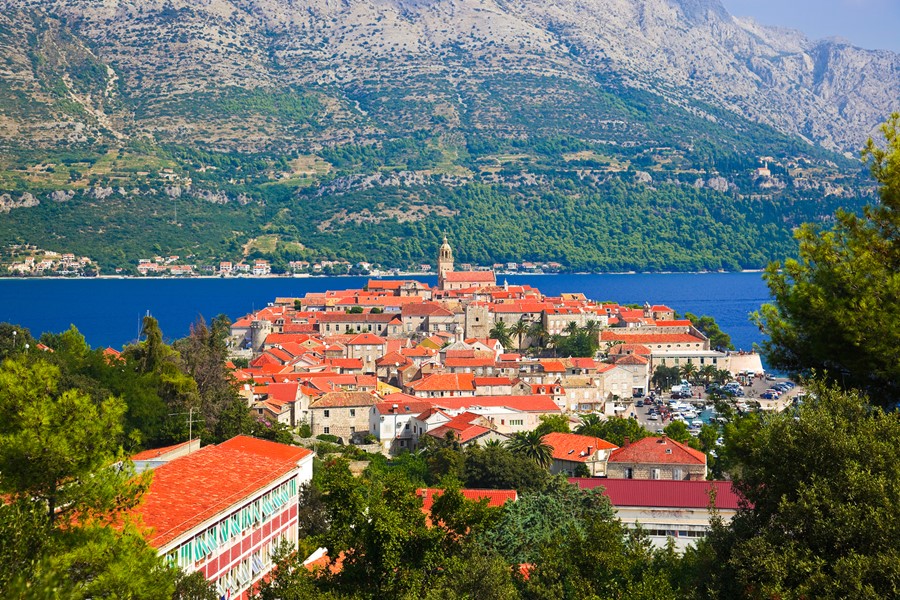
[0,0,891,273]
[1,0,897,151]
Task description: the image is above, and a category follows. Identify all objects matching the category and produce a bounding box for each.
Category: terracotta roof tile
[608,436,707,466]
[310,391,380,408]
[416,488,518,513]
[542,432,617,463]
[136,436,311,548]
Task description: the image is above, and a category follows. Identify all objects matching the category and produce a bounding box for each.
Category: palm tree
[489,320,513,351]
[510,319,529,351]
[584,320,601,336]
[680,362,698,383]
[548,333,564,357]
[483,438,504,449]
[505,430,553,468]
[715,368,732,384]
[564,321,580,336]
[575,413,603,436]
[527,321,548,349]
[700,364,717,385]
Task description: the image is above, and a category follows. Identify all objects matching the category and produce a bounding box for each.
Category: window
[673,468,683,480]
[625,468,634,479]
[349,426,356,434]
[323,409,330,418]
[510,419,524,426]
[323,427,330,434]
[349,409,356,417]
[651,468,660,480]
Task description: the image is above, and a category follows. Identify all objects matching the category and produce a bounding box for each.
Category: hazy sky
[721,0,900,52]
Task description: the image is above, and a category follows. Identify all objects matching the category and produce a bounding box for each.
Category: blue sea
[0,273,771,351]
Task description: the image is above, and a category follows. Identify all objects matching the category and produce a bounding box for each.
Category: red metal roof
[136,436,312,548]
[569,478,743,510]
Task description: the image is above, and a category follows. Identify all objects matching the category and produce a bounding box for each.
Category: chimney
[587,445,593,455]
[623,437,630,447]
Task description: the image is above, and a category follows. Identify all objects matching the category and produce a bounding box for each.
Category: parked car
[760,392,778,400]
[636,400,644,407]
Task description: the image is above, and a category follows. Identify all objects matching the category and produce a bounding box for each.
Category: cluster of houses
[231,238,744,449]
[135,257,273,277]
[5,249,94,276]
[127,239,746,598]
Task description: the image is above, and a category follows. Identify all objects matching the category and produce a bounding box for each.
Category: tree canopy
[755,114,900,406]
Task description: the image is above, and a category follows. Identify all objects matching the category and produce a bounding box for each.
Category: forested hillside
[0,0,884,273]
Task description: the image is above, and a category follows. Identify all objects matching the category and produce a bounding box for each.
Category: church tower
[438,235,454,288]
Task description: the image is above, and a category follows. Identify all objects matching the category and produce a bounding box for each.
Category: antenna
[169,407,203,448]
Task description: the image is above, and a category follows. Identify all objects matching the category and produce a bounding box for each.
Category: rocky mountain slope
[0,0,897,152]
[0,0,888,274]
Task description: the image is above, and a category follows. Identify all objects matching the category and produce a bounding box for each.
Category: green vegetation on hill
[0,8,872,274]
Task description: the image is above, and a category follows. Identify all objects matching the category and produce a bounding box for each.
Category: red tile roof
[434,395,560,413]
[445,356,496,368]
[131,440,194,462]
[401,303,455,317]
[416,488,518,513]
[613,354,650,365]
[608,436,707,465]
[310,391,380,408]
[265,382,300,403]
[569,478,742,510]
[136,436,312,548]
[607,343,652,356]
[374,400,435,415]
[540,360,566,373]
[408,373,476,392]
[600,332,706,344]
[443,271,496,283]
[428,422,492,444]
[346,333,386,345]
[542,432,617,463]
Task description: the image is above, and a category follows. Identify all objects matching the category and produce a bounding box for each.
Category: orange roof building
[542,431,618,477]
[135,436,314,600]
[607,436,708,481]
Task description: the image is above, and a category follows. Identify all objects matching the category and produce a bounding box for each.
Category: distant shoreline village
[0,243,764,279]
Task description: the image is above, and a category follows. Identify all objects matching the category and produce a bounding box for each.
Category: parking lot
[622,375,803,436]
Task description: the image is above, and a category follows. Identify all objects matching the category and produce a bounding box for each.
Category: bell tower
[438,235,454,288]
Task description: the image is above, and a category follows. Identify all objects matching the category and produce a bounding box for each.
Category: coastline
[0,269,768,281]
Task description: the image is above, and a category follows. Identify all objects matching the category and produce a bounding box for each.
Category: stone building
[607,436,707,480]
[308,391,380,442]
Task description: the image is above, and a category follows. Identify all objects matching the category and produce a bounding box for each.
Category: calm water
[0,273,771,351]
